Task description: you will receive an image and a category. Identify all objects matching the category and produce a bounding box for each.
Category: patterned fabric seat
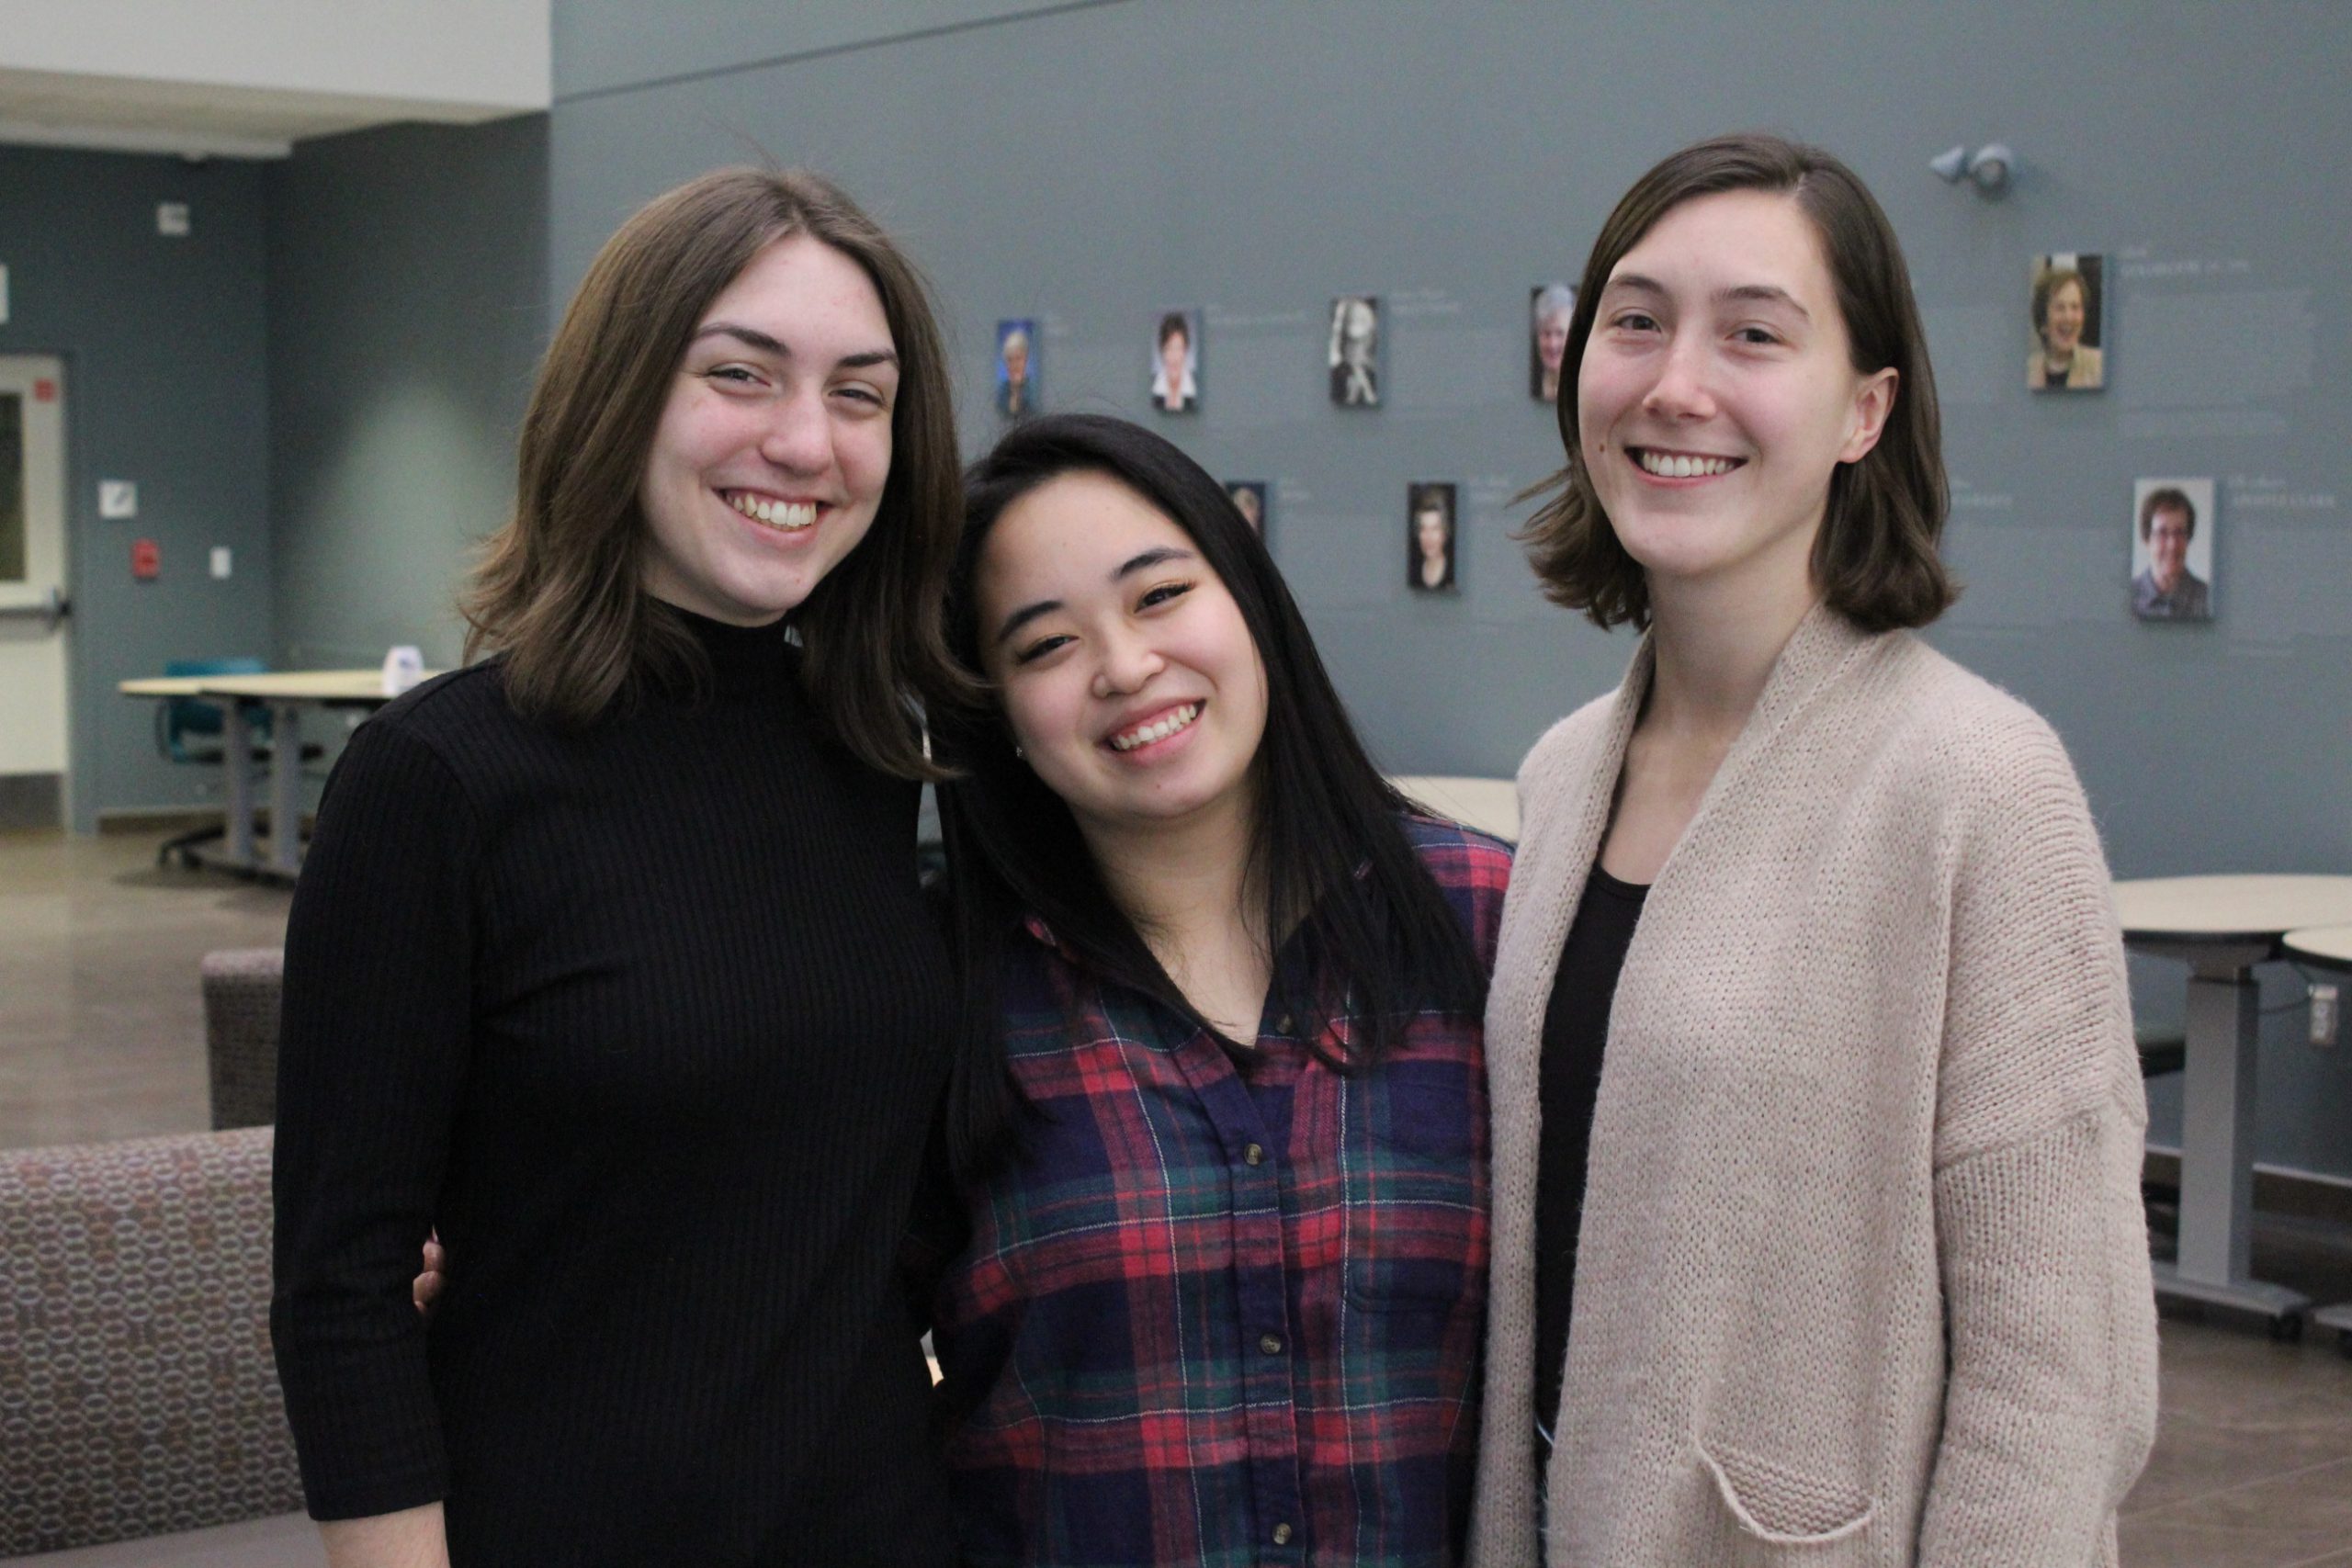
[200,948,283,1130]
[0,1127,303,1558]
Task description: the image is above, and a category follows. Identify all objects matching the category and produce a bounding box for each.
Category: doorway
[0,355,71,829]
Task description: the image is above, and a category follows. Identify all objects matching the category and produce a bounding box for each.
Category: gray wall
[552,0,1087,100]
[0,146,274,829]
[266,116,549,674]
[539,0,2352,1174]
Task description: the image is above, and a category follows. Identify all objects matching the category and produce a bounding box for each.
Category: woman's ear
[1841,367,1899,464]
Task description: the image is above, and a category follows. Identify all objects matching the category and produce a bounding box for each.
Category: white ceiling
[0,66,526,160]
[0,1,550,160]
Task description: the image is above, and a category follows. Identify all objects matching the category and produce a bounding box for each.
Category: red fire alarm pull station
[33,379,56,402]
[131,538,160,580]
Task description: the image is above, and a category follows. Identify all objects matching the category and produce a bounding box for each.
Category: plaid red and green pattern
[932,817,1509,1568]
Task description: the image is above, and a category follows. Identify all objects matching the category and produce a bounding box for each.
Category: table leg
[266,701,304,878]
[222,702,257,869]
[2315,1302,2352,1359]
[2154,961,2310,1327]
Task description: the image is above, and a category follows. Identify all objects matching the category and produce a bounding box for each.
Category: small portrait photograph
[1531,282,1576,403]
[1225,480,1269,538]
[2029,254,2106,391]
[2131,477,2215,622]
[994,319,1038,419]
[1328,294,1381,407]
[1151,309,1201,413]
[1407,482,1458,593]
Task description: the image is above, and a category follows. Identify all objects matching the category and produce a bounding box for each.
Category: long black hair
[934,413,1488,1175]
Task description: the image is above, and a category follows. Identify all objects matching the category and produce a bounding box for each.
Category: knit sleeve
[270,713,481,1520]
[1917,710,2157,1562]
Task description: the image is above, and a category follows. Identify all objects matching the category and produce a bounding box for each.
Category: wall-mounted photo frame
[2029,254,2105,391]
[1151,308,1201,413]
[1407,482,1457,593]
[1531,282,1576,403]
[2131,477,2214,622]
[1329,295,1381,407]
[994,319,1037,420]
[1225,480,1269,540]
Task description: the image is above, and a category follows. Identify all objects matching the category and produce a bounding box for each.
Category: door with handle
[0,355,72,826]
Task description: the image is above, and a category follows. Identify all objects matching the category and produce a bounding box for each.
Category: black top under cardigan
[1532,864,1647,1449]
[271,612,957,1567]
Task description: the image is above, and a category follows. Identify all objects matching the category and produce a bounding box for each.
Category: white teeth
[729,493,818,530]
[1638,449,1736,479]
[1110,703,1201,752]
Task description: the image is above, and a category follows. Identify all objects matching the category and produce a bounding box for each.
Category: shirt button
[1244,1143,1264,1166]
[1260,1333,1283,1355]
[1272,1522,1294,1545]
[1276,1014,1294,1033]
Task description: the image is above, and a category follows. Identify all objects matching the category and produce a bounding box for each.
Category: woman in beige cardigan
[1467,134,2157,1566]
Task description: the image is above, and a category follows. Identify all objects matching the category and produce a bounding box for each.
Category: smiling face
[637,234,899,626]
[2042,276,2086,356]
[1576,188,1895,604]
[2146,502,2191,590]
[977,469,1268,842]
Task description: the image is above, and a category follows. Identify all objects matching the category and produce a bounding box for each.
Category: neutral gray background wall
[0,146,274,829]
[266,116,549,674]
[161,0,2339,1177]
[540,0,2352,1178]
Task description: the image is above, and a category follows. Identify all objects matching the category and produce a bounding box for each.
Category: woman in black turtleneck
[270,168,971,1568]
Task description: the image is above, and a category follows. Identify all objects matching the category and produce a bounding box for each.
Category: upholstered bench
[199,947,285,1131]
[0,1128,311,1563]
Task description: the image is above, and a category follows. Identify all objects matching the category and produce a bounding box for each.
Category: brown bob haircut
[2138,486,2196,539]
[463,166,968,779]
[1521,132,1957,633]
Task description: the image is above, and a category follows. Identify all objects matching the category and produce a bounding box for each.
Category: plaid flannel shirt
[931,817,1509,1567]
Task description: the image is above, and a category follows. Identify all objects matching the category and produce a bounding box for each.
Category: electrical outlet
[2312,983,2340,1048]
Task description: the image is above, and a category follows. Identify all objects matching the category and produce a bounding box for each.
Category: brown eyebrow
[992,547,1198,646]
[689,322,899,369]
[1602,275,1813,322]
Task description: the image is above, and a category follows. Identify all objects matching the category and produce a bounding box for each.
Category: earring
[1013,743,1024,760]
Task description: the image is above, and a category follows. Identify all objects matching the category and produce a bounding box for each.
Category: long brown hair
[463,166,970,778]
[1520,132,1956,633]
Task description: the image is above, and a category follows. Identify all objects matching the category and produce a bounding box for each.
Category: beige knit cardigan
[1467,606,2157,1567]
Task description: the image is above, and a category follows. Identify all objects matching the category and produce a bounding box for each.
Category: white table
[2113,875,2352,1334]
[1388,775,1518,842]
[120,670,435,880]
[2279,923,2352,1355]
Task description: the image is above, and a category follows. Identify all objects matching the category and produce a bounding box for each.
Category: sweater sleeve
[270,713,481,1520]
[1917,714,2158,1564]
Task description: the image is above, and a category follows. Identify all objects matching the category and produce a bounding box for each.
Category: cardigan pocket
[1698,1438,1877,1556]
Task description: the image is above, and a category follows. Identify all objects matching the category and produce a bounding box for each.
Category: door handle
[0,586,69,632]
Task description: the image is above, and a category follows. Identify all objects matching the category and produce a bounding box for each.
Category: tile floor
[4,826,2350,1565]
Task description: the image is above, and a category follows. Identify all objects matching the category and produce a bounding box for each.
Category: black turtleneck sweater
[271,614,957,1567]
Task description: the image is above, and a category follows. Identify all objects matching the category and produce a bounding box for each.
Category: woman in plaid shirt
[923,414,1510,1568]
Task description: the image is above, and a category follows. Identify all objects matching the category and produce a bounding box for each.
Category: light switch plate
[99,479,138,519]
[210,546,232,580]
